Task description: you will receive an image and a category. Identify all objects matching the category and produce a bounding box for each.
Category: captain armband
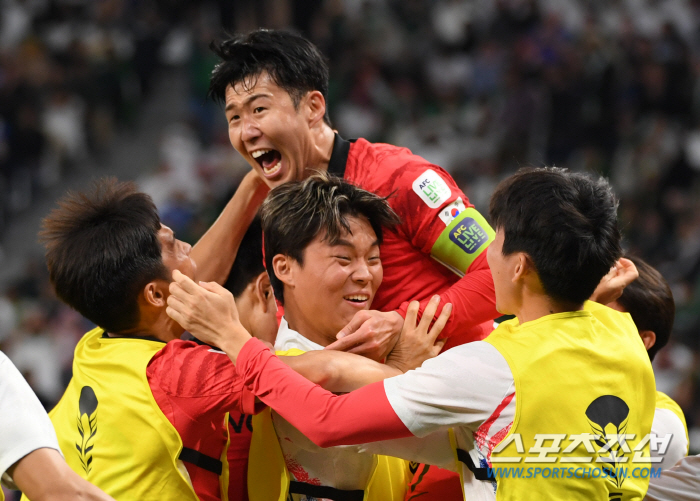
[430,208,495,276]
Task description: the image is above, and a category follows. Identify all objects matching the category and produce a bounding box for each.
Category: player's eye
[253,107,265,113]
[334,255,351,262]
[229,114,240,123]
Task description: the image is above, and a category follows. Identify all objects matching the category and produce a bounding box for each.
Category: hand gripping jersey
[327,135,497,347]
[247,347,409,501]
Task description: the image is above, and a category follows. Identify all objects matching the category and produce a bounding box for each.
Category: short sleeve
[0,351,61,489]
[383,341,514,437]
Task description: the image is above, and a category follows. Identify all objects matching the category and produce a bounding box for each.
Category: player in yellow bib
[169,167,658,501]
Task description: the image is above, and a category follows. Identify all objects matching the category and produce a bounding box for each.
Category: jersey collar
[327,133,352,178]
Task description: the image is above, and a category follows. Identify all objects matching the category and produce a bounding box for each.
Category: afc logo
[450,219,488,254]
[412,169,451,209]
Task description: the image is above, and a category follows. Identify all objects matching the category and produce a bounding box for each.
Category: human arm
[190,170,269,284]
[166,273,511,447]
[0,352,114,501]
[9,448,115,501]
[166,271,448,393]
[590,257,638,305]
[281,298,450,392]
[645,455,700,501]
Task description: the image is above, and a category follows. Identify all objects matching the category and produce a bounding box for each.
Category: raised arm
[190,171,269,284]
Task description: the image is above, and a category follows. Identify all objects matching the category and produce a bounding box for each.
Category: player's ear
[639,330,656,351]
[304,90,326,127]
[272,254,295,288]
[512,253,530,282]
[254,272,274,313]
[143,280,168,308]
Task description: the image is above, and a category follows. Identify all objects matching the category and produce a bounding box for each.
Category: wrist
[218,324,253,364]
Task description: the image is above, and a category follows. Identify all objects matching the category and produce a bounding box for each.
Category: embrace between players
[22,29,690,501]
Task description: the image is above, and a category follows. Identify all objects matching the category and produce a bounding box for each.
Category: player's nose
[241,117,262,143]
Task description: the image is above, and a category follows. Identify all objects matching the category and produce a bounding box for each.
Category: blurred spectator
[3,0,700,461]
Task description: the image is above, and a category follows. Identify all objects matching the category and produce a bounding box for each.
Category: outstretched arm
[190,171,269,284]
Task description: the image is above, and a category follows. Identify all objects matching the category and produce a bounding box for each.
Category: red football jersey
[147,340,263,501]
[329,135,498,346]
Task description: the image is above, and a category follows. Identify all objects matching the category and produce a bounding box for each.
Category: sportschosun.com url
[488,466,663,480]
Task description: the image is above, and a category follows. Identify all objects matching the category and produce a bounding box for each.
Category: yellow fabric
[655,391,689,454]
[457,302,656,501]
[220,413,231,501]
[29,327,198,501]
[247,348,409,501]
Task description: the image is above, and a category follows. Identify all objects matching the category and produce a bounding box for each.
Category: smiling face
[225,72,320,188]
[278,216,383,345]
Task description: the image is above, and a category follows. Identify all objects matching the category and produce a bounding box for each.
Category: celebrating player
[168,167,657,500]
[209,29,498,359]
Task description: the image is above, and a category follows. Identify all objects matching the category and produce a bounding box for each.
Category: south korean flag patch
[438,197,467,226]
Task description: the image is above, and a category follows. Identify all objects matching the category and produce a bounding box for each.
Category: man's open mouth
[251,149,283,176]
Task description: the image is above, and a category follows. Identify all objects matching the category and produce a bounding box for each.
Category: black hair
[41,178,168,333]
[261,173,400,304]
[209,29,331,125]
[616,255,675,361]
[489,167,622,305]
[223,216,265,298]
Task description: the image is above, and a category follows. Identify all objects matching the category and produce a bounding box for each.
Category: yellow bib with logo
[655,391,689,454]
[27,327,198,501]
[247,348,409,501]
[454,302,656,501]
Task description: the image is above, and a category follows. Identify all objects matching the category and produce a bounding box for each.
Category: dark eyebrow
[332,239,380,248]
[225,93,270,113]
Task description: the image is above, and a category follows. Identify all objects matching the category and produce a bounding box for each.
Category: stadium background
[1,0,699,490]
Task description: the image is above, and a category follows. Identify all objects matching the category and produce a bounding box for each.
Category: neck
[283,301,335,347]
[514,289,584,324]
[109,308,182,342]
[303,124,335,175]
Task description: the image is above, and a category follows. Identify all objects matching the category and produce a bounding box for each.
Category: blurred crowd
[2,0,700,462]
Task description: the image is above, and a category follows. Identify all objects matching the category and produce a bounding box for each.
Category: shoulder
[148,340,242,396]
[348,138,449,193]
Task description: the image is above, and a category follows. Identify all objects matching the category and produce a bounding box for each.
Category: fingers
[418,296,440,331]
[199,280,230,296]
[326,327,371,352]
[165,305,186,327]
[172,269,199,293]
[404,301,420,330]
[432,338,447,356]
[428,303,452,342]
[336,310,370,339]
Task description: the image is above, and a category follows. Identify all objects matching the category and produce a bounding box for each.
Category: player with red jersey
[210,29,497,360]
[208,30,496,496]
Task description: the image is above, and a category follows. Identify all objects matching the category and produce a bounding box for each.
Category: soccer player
[606,256,689,470]
[36,176,269,501]
[39,177,442,501]
[208,29,498,359]
[168,167,658,500]
[246,173,450,501]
